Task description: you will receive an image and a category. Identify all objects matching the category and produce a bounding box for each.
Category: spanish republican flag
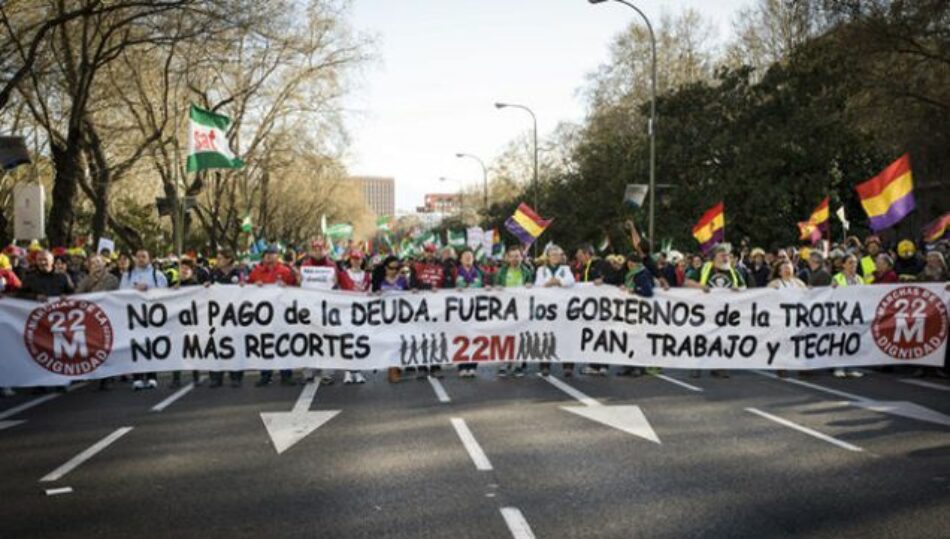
[797,197,829,243]
[923,212,950,242]
[855,154,915,231]
[504,202,552,247]
[692,202,725,254]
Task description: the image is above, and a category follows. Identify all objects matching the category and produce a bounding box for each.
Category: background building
[350,176,395,217]
[419,193,461,215]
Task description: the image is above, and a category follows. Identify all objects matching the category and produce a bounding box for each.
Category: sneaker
[133,380,145,391]
[847,370,865,378]
[599,367,609,376]
[0,387,14,397]
[514,367,525,378]
[387,368,401,383]
[147,379,158,389]
[304,376,316,383]
[580,366,600,376]
[343,372,354,385]
[540,367,550,377]
[497,367,508,378]
[320,375,334,385]
[354,372,367,384]
[833,368,847,379]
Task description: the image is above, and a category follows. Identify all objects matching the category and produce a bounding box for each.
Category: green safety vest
[699,262,740,287]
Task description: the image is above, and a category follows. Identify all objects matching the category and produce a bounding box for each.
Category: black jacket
[18,270,74,300]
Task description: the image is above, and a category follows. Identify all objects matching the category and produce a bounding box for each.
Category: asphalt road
[1,366,948,539]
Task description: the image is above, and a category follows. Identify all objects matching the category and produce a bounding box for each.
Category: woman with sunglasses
[372,256,412,382]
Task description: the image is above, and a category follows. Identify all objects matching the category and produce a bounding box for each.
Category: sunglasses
[386,265,399,270]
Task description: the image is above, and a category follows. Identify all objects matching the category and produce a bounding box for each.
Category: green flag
[186,104,244,172]
[447,229,466,248]
[325,223,353,240]
[241,214,253,233]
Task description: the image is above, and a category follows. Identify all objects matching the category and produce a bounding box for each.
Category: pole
[494,103,539,256]
[592,0,656,250]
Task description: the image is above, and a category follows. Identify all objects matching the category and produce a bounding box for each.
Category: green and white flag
[415,230,438,249]
[186,104,244,172]
[447,229,466,249]
[597,234,611,254]
[240,214,253,233]
[376,215,392,232]
[325,223,353,240]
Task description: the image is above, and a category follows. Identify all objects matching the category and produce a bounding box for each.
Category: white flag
[836,206,849,231]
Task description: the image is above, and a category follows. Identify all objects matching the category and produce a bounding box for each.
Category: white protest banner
[0,283,946,387]
[96,237,115,255]
[299,266,336,289]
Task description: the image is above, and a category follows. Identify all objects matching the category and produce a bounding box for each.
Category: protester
[493,244,533,378]
[617,251,654,377]
[454,248,485,378]
[337,250,370,385]
[575,243,610,376]
[119,249,167,390]
[894,239,924,280]
[860,236,882,283]
[18,250,74,301]
[917,251,948,283]
[831,254,865,378]
[248,246,297,387]
[747,248,771,288]
[298,239,338,385]
[372,255,412,383]
[800,251,832,287]
[207,249,246,388]
[768,260,807,289]
[685,244,744,378]
[412,245,451,378]
[535,244,575,376]
[76,254,120,293]
[0,253,23,295]
[873,253,899,284]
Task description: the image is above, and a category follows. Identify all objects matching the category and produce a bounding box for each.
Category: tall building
[350,176,395,217]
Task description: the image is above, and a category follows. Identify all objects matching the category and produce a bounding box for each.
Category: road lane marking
[541,374,600,407]
[292,380,319,413]
[428,376,451,403]
[0,420,26,431]
[745,407,862,452]
[0,394,61,421]
[653,373,703,392]
[450,418,492,471]
[500,507,536,539]
[150,378,202,412]
[40,427,134,482]
[899,379,950,392]
[44,487,73,496]
[753,370,868,402]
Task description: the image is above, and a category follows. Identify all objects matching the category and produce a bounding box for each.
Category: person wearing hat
[411,244,453,379]
[248,246,297,387]
[860,236,882,283]
[894,239,924,280]
[747,248,770,288]
[917,250,949,283]
[685,243,744,378]
[337,249,370,385]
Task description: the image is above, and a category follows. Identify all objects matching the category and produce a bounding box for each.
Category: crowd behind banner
[1,226,948,396]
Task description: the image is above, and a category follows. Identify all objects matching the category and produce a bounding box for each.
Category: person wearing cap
[298,239,341,384]
[685,244,744,378]
[860,236,882,283]
[249,246,297,387]
[535,244,576,377]
[894,239,924,280]
[747,248,770,288]
[337,249,370,385]
[872,253,898,284]
[617,251,655,377]
[412,244,453,379]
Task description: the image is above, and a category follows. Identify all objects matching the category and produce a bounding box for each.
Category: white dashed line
[653,373,703,392]
[40,427,134,482]
[753,370,868,402]
[44,487,73,496]
[899,379,950,392]
[745,407,863,452]
[0,394,61,421]
[150,378,202,412]
[450,418,492,471]
[541,374,600,407]
[428,376,451,403]
[500,507,536,539]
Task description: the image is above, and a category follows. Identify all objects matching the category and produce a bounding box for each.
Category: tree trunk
[47,133,82,246]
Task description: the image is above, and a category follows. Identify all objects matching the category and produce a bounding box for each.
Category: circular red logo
[23,299,114,376]
[872,286,948,360]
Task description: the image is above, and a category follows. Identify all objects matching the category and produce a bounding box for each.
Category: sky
[344,0,751,213]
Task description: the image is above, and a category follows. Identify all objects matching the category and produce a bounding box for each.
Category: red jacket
[248,262,296,285]
[0,268,22,293]
[338,268,371,292]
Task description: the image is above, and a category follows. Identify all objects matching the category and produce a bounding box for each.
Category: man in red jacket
[248,247,296,386]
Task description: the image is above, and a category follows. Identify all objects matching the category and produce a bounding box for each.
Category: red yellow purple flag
[692,202,725,254]
[855,154,914,231]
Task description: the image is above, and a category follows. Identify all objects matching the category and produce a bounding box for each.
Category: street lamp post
[494,102,539,255]
[588,0,657,250]
[455,152,489,221]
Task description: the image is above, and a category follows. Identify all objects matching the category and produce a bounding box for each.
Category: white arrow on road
[260,382,340,454]
[542,374,660,444]
[755,371,950,429]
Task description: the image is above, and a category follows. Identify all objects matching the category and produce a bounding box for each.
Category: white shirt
[534,265,575,287]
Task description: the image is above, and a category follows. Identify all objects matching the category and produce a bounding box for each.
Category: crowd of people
[1,228,948,397]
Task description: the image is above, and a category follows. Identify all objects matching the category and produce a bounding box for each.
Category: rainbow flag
[797,197,829,243]
[923,212,950,242]
[692,202,725,254]
[856,154,914,231]
[505,203,552,246]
